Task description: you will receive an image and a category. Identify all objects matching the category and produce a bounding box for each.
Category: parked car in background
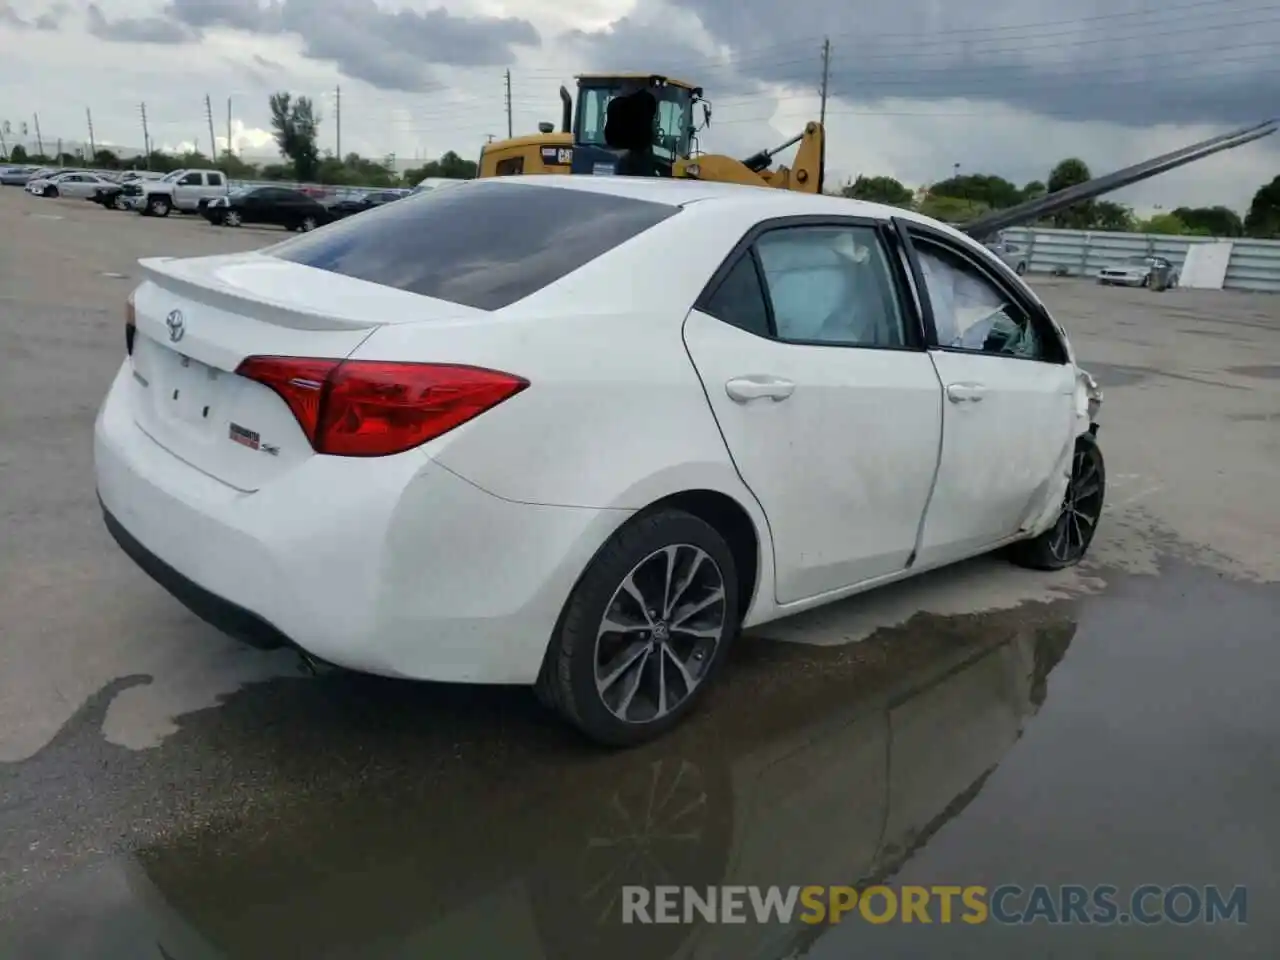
[25,170,82,195]
[1097,255,1179,288]
[0,165,42,186]
[92,182,129,209]
[983,238,1028,275]
[203,185,334,231]
[323,188,409,219]
[28,171,116,199]
[121,168,229,216]
[411,177,467,196]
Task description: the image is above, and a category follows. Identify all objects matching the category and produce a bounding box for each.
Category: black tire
[146,196,171,217]
[537,508,740,747]
[1008,432,1106,571]
[300,215,318,232]
[43,186,58,198]
[108,194,122,210]
[1015,261,1027,276]
[1141,274,1150,288]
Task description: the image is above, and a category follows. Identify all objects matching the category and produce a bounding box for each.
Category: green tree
[9,143,28,162]
[1022,179,1046,201]
[929,173,1022,209]
[1047,158,1094,229]
[917,194,988,223]
[1243,177,1280,237]
[268,91,321,182]
[1091,201,1134,232]
[1171,206,1242,237]
[841,174,914,207]
[217,151,260,179]
[92,148,120,168]
[1137,212,1189,235]
[405,150,478,182]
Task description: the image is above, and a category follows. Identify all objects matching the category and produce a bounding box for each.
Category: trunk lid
[126,252,483,491]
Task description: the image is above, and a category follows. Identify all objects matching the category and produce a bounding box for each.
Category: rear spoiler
[137,256,380,333]
[959,119,1278,240]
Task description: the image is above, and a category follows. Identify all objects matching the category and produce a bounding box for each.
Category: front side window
[178,173,201,186]
[914,241,1046,360]
[754,226,907,347]
[207,172,223,186]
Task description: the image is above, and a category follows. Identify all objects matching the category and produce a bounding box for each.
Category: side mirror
[537,121,554,134]
[702,103,712,128]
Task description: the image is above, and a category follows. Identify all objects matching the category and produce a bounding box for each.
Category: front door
[682,220,944,605]
[901,225,1078,567]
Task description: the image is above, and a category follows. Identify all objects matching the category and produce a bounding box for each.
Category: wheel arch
[632,488,765,624]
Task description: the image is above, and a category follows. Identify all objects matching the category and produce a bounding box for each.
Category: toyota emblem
[165,309,185,343]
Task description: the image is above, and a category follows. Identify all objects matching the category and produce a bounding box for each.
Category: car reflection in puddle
[75,612,1074,960]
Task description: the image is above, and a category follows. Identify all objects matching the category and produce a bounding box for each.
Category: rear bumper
[93,361,628,684]
[101,501,295,650]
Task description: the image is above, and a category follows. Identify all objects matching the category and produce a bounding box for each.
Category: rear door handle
[946,382,987,403]
[725,376,796,403]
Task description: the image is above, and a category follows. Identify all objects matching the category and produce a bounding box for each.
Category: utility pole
[205,93,217,163]
[335,85,341,159]
[86,107,97,161]
[818,37,832,127]
[33,112,44,158]
[56,137,62,162]
[139,102,150,169]
[504,70,513,139]
[226,97,232,161]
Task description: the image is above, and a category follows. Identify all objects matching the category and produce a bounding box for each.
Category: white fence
[1002,227,1280,294]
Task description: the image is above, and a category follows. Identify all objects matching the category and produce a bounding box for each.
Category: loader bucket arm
[959,119,1278,240]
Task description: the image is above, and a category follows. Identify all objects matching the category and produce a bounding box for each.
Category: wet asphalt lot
[1,186,1278,958]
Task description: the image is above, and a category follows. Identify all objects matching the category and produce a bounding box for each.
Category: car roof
[487,175,971,241]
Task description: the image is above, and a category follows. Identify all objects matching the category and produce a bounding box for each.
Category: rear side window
[703,255,771,338]
[268,181,679,311]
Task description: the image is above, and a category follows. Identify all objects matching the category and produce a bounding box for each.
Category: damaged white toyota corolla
[94,176,1105,746]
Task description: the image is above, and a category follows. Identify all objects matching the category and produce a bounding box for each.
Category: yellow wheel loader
[477,73,825,193]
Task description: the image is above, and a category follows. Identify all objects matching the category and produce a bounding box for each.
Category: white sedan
[27,171,114,198]
[93,176,1106,746]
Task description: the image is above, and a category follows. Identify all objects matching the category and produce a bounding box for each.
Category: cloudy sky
[1,0,1277,212]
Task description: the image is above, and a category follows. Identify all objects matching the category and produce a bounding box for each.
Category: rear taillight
[125,291,136,356]
[235,357,528,457]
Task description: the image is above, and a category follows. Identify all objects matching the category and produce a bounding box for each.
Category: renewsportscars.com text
[621,884,1248,926]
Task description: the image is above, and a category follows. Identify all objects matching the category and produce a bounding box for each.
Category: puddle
[2,558,1277,958]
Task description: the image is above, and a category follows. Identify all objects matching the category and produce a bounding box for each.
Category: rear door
[682,217,944,605]
[897,221,1077,567]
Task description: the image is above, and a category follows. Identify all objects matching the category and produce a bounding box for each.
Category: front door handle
[725,375,796,403]
[946,382,987,403]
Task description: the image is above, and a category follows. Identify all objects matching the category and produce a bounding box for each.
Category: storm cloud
[86,2,196,44]
[573,0,1280,128]
[73,0,540,92]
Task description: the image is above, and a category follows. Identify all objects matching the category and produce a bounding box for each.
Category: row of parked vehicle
[1,162,461,233]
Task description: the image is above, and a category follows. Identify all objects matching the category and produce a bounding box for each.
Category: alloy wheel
[301,216,317,231]
[593,544,727,725]
[1047,445,1104,563]
[224,210,241,227]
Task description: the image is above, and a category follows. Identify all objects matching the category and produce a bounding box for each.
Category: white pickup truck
[122,168,229,217]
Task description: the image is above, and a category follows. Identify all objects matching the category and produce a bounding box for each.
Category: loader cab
[570,75,700,177]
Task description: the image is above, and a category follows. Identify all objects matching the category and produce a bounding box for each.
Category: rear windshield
[266,180,679,310]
